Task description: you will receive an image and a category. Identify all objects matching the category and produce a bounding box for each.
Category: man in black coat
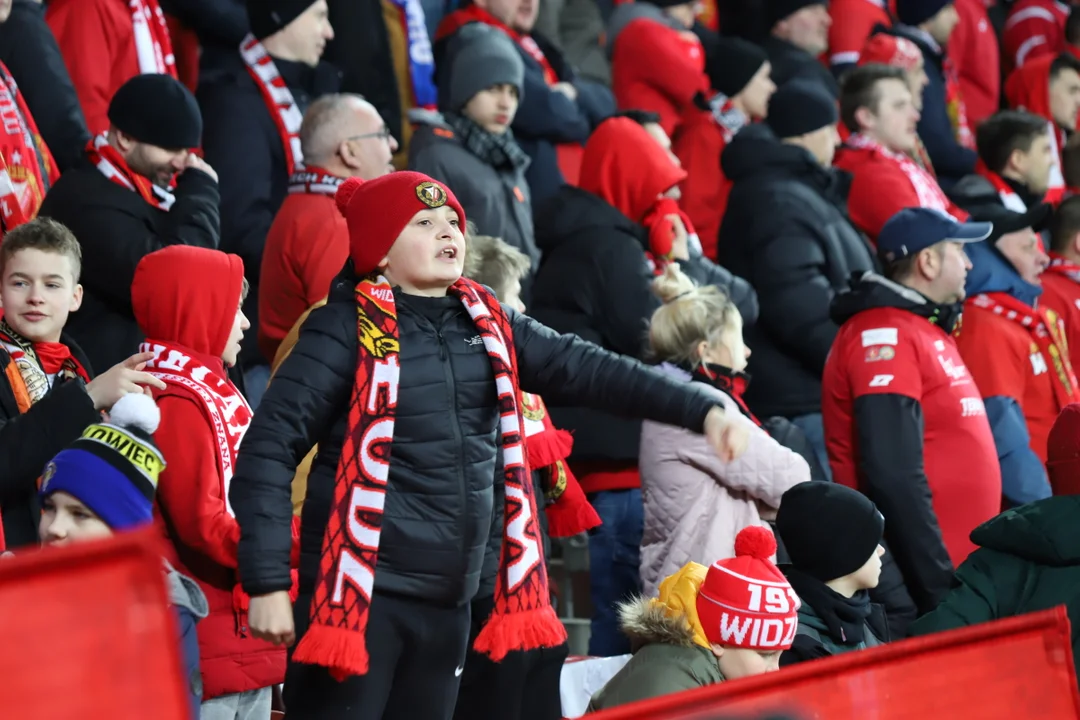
[199,0,339,390]
[760,0,838,95]
[0,0,89,174]
[38,75,219,373]
[717,80,877,478]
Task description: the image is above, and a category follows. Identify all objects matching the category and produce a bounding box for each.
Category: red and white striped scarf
[130,0,177,77]
[0,61,58,233]
[86,134,175,211]
[847,133,952,211]
[240,34,304,175]
[288,167,345,197]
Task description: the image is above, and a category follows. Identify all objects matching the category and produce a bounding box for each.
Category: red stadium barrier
[0,529,190,720]
[589,607,1080,720]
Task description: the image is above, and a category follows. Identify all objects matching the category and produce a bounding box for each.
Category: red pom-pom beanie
[696,526,800,651]
[334,171,467,276]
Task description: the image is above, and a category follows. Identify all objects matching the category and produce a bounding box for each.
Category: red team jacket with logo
[824,289,1001,613]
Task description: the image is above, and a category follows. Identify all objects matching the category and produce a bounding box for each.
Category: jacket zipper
[435,327,469,597]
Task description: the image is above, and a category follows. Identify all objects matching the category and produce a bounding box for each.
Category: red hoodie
[47,0,178,136]
[1006,55,1070,203]
[132,246,294,700]
[574,117,686,494]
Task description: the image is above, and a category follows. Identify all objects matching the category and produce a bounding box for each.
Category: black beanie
[246,0,317,40]
[707,37,769,98]
[765,0,827,29]
[107,74,202,150]
[776,482,885,583]
[764,79,837,138]
[896,0,952,26]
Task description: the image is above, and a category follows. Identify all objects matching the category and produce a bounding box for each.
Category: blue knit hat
[40,394,165,531]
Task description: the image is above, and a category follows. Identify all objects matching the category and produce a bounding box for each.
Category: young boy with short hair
[775,481,889,665]
[130,245,292,718]
[0,217,163,550]
[230,171,748,719]
[588,526,798,712]
[37,392,208,720]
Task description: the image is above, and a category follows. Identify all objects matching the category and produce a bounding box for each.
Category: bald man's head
[299,94,397,180]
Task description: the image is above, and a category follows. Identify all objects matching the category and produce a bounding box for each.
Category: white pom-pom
[108,392,161,434]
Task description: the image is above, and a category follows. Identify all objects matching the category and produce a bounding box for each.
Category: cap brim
[947,221,993,243]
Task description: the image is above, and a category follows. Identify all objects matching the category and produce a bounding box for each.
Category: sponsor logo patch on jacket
[861,328,898,347]
[865,345,895,362]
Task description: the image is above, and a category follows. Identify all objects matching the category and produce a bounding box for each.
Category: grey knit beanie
[439,23,525,113]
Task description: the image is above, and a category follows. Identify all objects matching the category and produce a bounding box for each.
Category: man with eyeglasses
[258,93,398,365]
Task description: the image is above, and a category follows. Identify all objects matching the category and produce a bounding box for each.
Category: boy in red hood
[131,245,296,718]
[1006,53,1080,204]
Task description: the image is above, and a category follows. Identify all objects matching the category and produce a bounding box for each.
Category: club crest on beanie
[335,172,467,277]
[695,526,800,651]
[40,393,165,531]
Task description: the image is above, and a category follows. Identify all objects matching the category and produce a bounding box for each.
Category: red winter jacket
[827,0,894,68]
[133,248,296,700]
[674,108,735,260]
[1003,0,1070,72]
[258,177,349,362]
[950,0,1000,126]
[609,7,708,137]
[46,0,177,136]
[834,140,966,244]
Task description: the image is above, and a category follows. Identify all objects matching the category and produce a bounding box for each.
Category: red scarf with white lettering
[86,134,175,211]
[240,34,304,175]
[130,0,177,77]
[969,292,1080,408]
[1046,253,1080,283]
[288,167,346,197]
[0,61,58,234]
[520,392,601,538]
[847,133,954,212]
[140,339,252,515]
[292,276,565,679]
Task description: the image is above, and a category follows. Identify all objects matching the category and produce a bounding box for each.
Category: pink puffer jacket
[638,364,811,597]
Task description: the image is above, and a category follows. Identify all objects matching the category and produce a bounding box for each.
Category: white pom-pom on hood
[107,392,161,435]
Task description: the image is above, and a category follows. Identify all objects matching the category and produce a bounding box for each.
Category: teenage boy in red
[952,111,1055,213]
[0,217,164,550]
[228,171,749,718]
[835,64,965,244]
[824,207,1000,620]
[131,245,296,718]
[607,0,709,138]
[1005,53,1080,205]
[1041,197,1080,372]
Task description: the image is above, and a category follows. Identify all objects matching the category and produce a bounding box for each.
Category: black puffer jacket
[530,185,757,464]
[717,124,876,419]
[233,269,721,602]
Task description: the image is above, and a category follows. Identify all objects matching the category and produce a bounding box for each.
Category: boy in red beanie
[230,170,749,719]
[588,526,796,712]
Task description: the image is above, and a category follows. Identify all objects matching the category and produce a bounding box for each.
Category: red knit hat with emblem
[335,171,467,276]
[696,526,800,651]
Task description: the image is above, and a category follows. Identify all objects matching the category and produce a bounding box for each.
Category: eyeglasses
[346,127,394,143]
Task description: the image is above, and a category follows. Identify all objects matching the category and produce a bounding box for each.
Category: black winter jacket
[198,52,340,370]
[232,269,721,601]
[717,124,876,419]
[531,185,757,464]
[37,162,220,372]
[0,338,99,548]
[0,0,90,173]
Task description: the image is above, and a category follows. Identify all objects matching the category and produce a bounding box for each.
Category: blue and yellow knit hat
[39,393,165,530]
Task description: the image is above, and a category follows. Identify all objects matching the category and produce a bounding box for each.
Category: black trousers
[452,596,569,720]
[283,592,471,720]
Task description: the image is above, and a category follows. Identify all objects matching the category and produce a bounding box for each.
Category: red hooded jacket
[1006,55,1070,203]
[132,247,293,700]
[609,12,708,137]
[950,0,1001,126]
[1003,0,1070,72]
